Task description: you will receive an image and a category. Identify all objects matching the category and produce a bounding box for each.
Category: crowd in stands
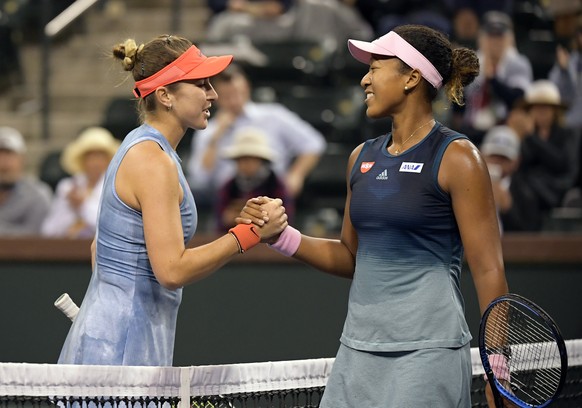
[0,126,118,238]
[1,0,582,237]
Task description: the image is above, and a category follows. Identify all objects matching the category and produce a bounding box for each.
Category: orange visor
[133,45,233,98]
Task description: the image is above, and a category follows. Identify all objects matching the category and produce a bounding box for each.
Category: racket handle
[54,293,80,321]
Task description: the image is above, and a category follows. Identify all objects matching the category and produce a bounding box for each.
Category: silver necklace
[393,118,435,154]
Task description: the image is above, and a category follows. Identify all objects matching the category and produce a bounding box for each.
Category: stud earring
[404,86,409,91]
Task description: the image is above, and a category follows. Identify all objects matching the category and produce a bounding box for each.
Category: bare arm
[440,140,508,314]
[241,146,363,278]
[117,141,286,290]
[91,238,96,270]
[285,153,322,197]
[200,110,236,171]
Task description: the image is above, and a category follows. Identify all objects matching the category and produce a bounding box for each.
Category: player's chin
[365,108,384,120]
[193,116,209,129]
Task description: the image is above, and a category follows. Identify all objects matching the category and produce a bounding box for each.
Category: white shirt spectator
[188,101,326,193]
[41,173,104,238]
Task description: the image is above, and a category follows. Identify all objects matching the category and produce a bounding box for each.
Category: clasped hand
[235,196,288,243]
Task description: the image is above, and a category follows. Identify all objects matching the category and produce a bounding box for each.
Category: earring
[167,104,172,111]
[404,86,409,91]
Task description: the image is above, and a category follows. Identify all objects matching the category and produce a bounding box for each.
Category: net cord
[1,341,580,400]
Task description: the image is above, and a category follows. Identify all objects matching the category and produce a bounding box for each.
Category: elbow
[154,269,183,291]
[159,279,182,291]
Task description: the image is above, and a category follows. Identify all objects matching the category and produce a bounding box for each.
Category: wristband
[484,354,510,382]
[229,224,261,253]
[268,226,301,257]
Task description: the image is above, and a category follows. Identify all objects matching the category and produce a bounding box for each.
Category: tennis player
[241,25,510,407]
[57,35,288,366]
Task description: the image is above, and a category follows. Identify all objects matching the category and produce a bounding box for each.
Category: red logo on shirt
[360,162,375,173]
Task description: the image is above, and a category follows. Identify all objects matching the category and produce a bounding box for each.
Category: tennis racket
[479,293,568,407]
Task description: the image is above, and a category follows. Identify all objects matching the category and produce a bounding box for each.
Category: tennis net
[1,339,581,408]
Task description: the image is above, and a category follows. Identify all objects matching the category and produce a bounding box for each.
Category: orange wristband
[229,224,261,253]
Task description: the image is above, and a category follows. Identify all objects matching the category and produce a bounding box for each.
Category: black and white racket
[479,293,568,407]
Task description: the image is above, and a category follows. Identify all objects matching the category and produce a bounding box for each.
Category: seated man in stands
[0,127,52,236]
[187,63,325,213]
[453,11,533,145]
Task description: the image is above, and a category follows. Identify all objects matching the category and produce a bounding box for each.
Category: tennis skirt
[320,342,472,408]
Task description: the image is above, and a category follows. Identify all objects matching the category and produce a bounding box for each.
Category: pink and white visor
[347,31,443,89]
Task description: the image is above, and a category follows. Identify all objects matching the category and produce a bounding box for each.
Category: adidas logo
[376,169,388,180]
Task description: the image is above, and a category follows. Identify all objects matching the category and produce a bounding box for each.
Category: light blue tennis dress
[320,123,473,407]
[58,124,197,366]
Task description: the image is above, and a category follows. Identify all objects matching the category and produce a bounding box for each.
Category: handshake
[229,196,300,257]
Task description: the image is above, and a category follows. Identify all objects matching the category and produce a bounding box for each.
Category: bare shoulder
[439,138,489,194]
[123,140,176,175]
[117,140,179,205]
[348,142,366,164]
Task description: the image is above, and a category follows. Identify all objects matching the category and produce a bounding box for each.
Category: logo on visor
[361,162,375,173]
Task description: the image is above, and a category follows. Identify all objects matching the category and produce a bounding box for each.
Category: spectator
[207,0,292,19]
[505,100,535,141]
[187,63,326,209]
[545,0,582,45]
[451,7,480,50]
[371,0,454,38]
[479,125,521,233]
[451,0,513,19]
[206,0,294,42]
[549,24,582,131]
[205,0,372,43]
[291,0,373,43]
[216,127,292,231]
[454,11,533,145]
[0,127,52,236]
[41,127,120,238]
[505,80,579,231]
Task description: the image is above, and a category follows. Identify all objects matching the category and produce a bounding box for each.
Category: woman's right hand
[257,197,288,242]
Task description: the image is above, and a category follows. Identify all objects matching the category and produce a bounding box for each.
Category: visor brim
[347,39,395,65]
[182,55,234,81]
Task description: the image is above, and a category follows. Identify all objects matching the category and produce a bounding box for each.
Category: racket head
[478,293,568,408]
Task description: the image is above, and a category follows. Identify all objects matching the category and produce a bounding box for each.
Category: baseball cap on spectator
[0,127,26,154]
[480,126,520,160]
[482,11,513,35]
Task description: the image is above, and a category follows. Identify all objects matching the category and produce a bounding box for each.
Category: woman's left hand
[235,196,271,226]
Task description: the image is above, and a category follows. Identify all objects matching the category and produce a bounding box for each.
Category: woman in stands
[241,25,510,407]
[57,35,287,366]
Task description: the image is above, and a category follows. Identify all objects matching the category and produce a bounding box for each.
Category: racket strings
[484,301,563,405]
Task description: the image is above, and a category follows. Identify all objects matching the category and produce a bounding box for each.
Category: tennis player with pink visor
[58,35,288,367]
[348,30,443,89]
[239,25,509,407]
